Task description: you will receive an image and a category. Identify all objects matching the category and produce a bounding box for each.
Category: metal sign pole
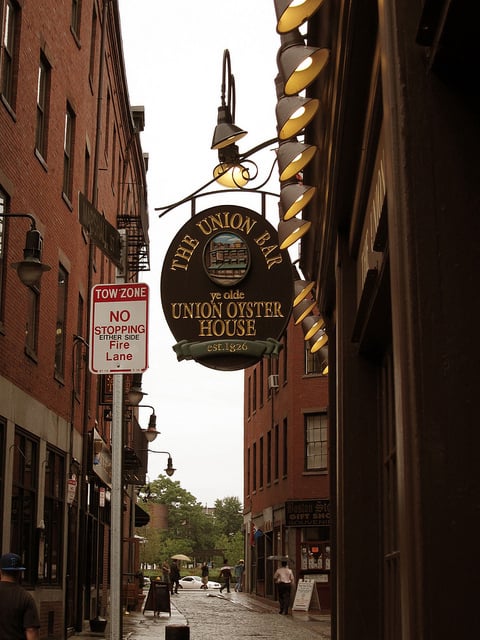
[110,372,123,639]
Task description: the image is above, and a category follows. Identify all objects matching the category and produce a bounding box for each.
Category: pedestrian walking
[273,560,295,615]
[200,562,209,589]
[161,559,171,587]
[234,559,245,592]
[0,552,40,640]
[170,559,180,594]
[219,559,232,593]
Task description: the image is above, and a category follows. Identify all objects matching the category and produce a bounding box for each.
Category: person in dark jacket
[0,553,40,640]
[200,562,209,589]
[169,559,180,594]
[219,559,232,594]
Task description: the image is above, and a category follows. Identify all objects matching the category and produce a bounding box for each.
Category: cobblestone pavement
[76,589,331,640]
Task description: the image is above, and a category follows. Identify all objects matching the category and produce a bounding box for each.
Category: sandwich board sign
[89,283,149,374]
[292,579,321,612]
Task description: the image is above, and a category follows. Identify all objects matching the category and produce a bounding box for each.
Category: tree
[143,476,216,558]
[213,496,243,537]
[136,477,244,568]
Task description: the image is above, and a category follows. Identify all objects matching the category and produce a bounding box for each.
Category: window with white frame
[1,0,19,107]
[305,412,328,471]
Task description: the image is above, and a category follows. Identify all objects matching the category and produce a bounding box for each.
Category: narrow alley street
[77,590,331,640]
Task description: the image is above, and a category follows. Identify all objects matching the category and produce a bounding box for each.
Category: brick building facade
[1,0,149,635]
[243,318,330,610]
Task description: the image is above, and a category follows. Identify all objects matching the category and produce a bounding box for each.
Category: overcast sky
[117,1,285,506]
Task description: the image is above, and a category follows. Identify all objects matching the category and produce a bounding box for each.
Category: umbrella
[171,554,191,562]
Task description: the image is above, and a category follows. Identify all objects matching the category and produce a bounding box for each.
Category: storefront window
[41,447,65,584]
[11,430,38,586]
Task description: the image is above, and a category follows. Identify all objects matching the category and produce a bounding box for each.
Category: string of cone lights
[155,0,330,372]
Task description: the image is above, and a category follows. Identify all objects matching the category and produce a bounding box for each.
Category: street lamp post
[137,449,176,477]
[0,212,50,285]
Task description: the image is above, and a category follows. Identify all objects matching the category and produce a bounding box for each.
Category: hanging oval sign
[161,204,294,370]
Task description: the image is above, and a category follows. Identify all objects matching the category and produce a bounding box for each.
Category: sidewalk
[74,590,331,639]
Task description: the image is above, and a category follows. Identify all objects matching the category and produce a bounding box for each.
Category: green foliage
[213,496,243,537]
[215,531,244,566]
[136,476,244,567]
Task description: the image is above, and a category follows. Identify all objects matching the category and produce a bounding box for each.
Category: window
[75,294,84,396]
[1,0,18,107]
[305,413,328,471]
[282,418,288,477]
[42,448,64,584]
[11,430,38,586]
[305,344,322,375]
[259,359,264,406]
[70,0,81,38]
[274,423,279,481]
[35,53,50,159]
[55,265,68,377]
[267,430,272,485]
[63,103,75,201]
[252,442,257,492]
[0,418,5,550]
[104,88,111,157]
[25,285,39,357]
[259,436,264,489]
[252,368,257,412]
[111,124,117,189]
[88,5,97,84]
[0,188,8,319]
[83,144,90,198]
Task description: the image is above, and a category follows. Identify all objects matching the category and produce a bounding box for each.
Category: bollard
[165,624,190,640]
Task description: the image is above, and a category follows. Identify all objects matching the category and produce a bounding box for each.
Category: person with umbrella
[219,559,232,594]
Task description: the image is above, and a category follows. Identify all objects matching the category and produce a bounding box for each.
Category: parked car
[178,575,221,590]
[142,576,151,588]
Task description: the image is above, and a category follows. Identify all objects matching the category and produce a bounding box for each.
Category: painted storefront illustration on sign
[161,205,294,371]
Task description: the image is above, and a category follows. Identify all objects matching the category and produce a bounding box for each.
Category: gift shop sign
[161,205,294,371]
[89,283,149,374]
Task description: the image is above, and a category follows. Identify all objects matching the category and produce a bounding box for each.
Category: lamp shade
[280,182,316,220]
[316,344,329,374]
[144,413,159,443]
[302,314,325,340]
[211,105,247,150]
[276,94,320,139]
[292,297,316,324]
[277,140,317,182]
[309,328,328,352]
[278,217,311,250]
[278,30,330,95]
[293,279,315,306]
[275,0,325,34]
[11,228,51,286]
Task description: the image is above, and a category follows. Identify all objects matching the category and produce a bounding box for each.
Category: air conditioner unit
[268,374,279,390]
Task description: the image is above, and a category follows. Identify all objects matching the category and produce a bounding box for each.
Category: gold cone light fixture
[278,217,311,250]
[292,297,316,324]
[277,139,317,182]
[293,279,316,306]
[280,181,316,220]
[275,0,325,34]
[277,29,330,96]
[302,315,325,341]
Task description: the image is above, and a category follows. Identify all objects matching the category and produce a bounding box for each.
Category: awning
[135,504,150,527]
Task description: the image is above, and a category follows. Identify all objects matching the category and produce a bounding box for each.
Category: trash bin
[165,624,190,639]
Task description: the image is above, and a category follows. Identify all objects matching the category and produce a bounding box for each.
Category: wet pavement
[75,589,331,639]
